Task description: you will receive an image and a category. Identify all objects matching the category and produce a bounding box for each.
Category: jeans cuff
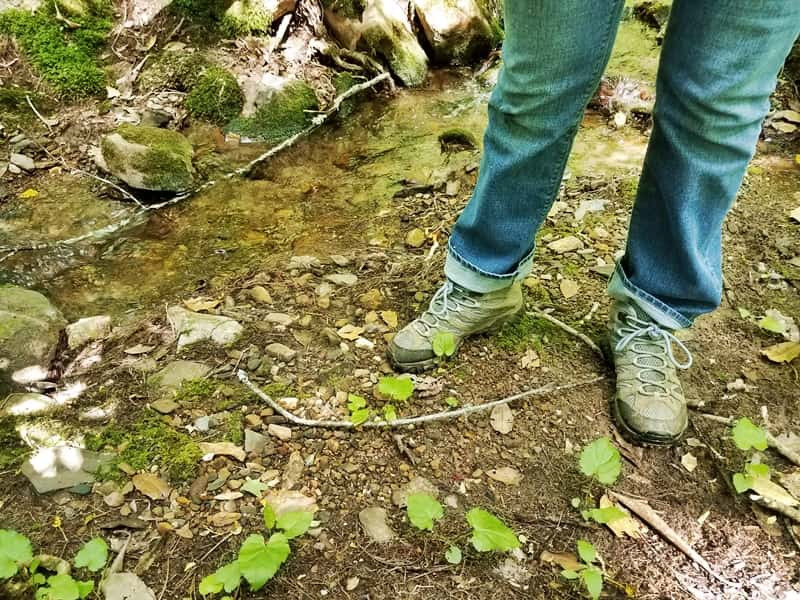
[445,243,533,293]
[608,262,692,330]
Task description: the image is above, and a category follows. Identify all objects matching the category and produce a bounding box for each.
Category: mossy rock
[0,4,110,99]
[414,0,496,65]
[138,49,213,92]
[0,286,66,384]
[228,78,318,142]
[359,0,427,87]
[321,0,365,20]
[185,66,244,125]
[100,124,195,192]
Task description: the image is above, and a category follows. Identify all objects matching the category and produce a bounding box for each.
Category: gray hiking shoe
[389,280,523,372]
[609,300,693,446]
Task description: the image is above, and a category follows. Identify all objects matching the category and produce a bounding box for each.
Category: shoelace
[412,281,479,336]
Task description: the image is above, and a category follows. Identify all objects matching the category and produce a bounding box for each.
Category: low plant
[560,540,605,600]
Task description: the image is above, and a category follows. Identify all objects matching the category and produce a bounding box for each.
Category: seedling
[377,376,414,402]
[560,540,605,600]
[576,437,625,526]
[347,394,371,425]
[432,331,457,360]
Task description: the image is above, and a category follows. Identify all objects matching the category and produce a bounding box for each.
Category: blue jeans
[445,0,800,329]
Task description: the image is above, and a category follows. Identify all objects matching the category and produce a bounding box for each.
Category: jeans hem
[445,242,533,293]
[608,263,692,330]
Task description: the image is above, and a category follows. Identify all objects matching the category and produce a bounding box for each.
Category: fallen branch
[694,413,800,466]
[527,309,604,357]
[751,495,800,524]
[26,95,53,133]
[238,369,604,429]
[609,491,729,586]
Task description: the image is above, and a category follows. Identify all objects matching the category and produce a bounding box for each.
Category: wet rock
[100,124,195,192]
[167,306,243,349]
[245,428,268,453]
[9,153,35,171]
[358,506,396,543]
[0,286,66,384]
[1,393,62,417]
[414,0,496,65]
[360,0,428,87]
[66,315,112,349]
[265,342,297,361]
[21,448,113,494]
[150,360,211,393]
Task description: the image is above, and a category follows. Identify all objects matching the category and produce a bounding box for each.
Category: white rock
[268,423,292,441]
[166,306,243,349]
[358,507,396,543]
[547,235,584,254]
[10,153,35,171]
[66,315,112,349]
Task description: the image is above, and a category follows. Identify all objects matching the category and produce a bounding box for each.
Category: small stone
[264,313,294,326]
[244,429,268,454]
[150,361,211,394]
[324,273,358,286]
[65,315,112,349]
[150,398,179,414]
[359,507,396,543]
[10,153,35,171]
[358,288,383,310]
[166,306,243,349]
[104,491,126,507]
[248,286,273,304]
[559,279,579,299]
[268,424,292,441]
[265,343,297,361]
[244,414,263,427]
[405,228,426,248]
[346,577,360,591]
[547,236,584,254]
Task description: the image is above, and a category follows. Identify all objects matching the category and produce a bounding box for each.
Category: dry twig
[527,309,604,357]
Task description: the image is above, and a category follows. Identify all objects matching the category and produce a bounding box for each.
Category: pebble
[358,507,396,543]
[547,235,584,254]
[265,343,297,361]
[264,313,295,326]
[10,153,35,171]
[268,424,292,441]
[324,273,358,286]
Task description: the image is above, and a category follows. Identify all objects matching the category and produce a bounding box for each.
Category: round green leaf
[466,508,519,552]
[75,580,94,599]
[237,533,290,591]
[444,546,462,565]
[40,574,80,600]
[561,569,580,580]
[406,493,444,532]
[585,506,627,524]
[579,437,621,485]
[276,511,314,539]
[581,566,604,600]
[731,418,768,451]
[73,538,108,572]
[263,503,276,529]
[0,529,33,578]
[377,377,414,402]
[576,540,597,564]
[432,332,457,358]
[733,473,753,493]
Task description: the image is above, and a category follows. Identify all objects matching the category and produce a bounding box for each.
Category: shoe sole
[389,306,524,374]
[611,395,686,447]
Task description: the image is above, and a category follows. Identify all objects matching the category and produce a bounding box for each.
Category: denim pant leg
[445,0,625,293]
[610,0,800,329]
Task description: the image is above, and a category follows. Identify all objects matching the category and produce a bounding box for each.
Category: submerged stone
[100,124,195,192]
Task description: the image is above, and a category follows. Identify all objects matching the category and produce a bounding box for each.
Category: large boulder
[100,124,195,192]
[414,0,496,64]
[125,0,175,27]
[359,0,428,86]
[222,0,297,35]
[0,286,66,384]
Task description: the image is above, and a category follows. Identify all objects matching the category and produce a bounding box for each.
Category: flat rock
[392,476,439,507]
[324,272,359,286]
[547,236,584,254]
[1,393,62,417]
[167,306,243,349]
[265,343,297,361]
[21,448,113,494]
[102,572,156,600]
[150,398,179,414]
[264,489,317,516]
[150,360,211,393]
[199,441,246,462]
[264,313,295,326]
[66,315,112,349]
[267,423,292,441]
[9,153,35,171]
[358,507,396,543]
[244,428,268,454]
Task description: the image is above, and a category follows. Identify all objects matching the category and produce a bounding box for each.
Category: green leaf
[199,562,241,595]
[276,511,314,539]
[75,580,93,599]
[0,530,33,579]
[237,533,290,591]
[745,462,770,479]
[732,473,753,493]
[466,508,519,552]
[732,418,768,451]
[432,331,457,358]
[377,377,414,402]
[350,408,371,426]
[444,546,462,565]
[585,506,627,524]
[383,404,398,422]
[579,437,621,485]
[445,396,459,408]
[241,479,269,498]
[38,574,80,600]
[347,394,366,411]
[581,566,604,600]
[758,314,785,334]
[738,307,752,319]
[561,569,580,580]
[263,503,276,529]
[73,537,108,572]
[406,493,444,531]
[576,540,597,564]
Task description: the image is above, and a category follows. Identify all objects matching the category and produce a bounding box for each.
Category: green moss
[173,378,217,404]
[0,418,27,470]
[107,124,195,190]
[186,66,244,125]
[360,25,428,87]
[332,72,357,118]
[0,5,110,99]
[171,0,229,23]
[139,50,213,92]
[494,313,558,353]
[224,413,244,444]
[221,0,272,36]
[228,79,319,142]
[85,414,201,482]
[322,0,365,19]
[261,381,297,398]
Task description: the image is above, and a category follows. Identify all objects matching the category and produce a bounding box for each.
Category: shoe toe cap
[389,327,435,365]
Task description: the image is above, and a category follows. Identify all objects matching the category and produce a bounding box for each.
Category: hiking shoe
[389,280,523,372]
[609,299,692,445]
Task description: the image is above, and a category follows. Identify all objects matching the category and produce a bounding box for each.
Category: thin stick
[693,413,800,466]
[26,94,53,133]
[527,309,604,357]
[238,369,604,429]
[609,491,729,586]
[72,168,147,209]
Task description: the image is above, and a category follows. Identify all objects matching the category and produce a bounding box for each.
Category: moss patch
[494,313,564,353]
[138,50,213,92]
[0,5,110,99]
[228,79,319,142]
[173,378,217,404]
[221,0,272,36]
[223,412,244,444]
[186,66,244,125]
[85,414,201,482]
[0,417,27,470]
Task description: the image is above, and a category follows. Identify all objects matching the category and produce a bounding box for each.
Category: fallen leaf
[560,279,579,299]
[487,467,523,485]
[750,477,799,507]
[132,474,171,500]
[778,470,800,501]
[124,344,155,355]
[519,348,540,369]
[337,324,364,341]
[762,341,800,363]
[183,297,221,312]
[380,310,398,329]
[207,512,241,527]
[773,121,798,133]
[199,442,246,462]
[539,550,581,572]
[214,491,244,501]
[19,188,39,199]
[599,494,642,539]
[490,404,514,434]
[681,452,698,473]
[405,228,426,248]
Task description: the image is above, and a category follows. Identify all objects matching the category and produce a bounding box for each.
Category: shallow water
[0,20,657,321]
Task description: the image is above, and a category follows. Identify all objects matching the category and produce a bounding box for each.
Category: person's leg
[608,0,800,444]
[390,0,625,371]
[446,0,626,293]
